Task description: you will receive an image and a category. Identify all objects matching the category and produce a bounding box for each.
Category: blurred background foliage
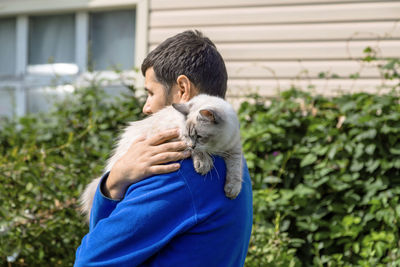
[243,88,400,266]
[0,81,144,266]
[1,56,400,266]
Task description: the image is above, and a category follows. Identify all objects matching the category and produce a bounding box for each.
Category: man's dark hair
[141,30,227,98]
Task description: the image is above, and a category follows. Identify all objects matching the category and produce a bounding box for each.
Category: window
[0,0,148,118]
[28,14,75,65]
[0,18,16,76]
[89,10,136,71]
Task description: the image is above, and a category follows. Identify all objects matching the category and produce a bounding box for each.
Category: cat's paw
[193,158,212,175]
[224,180,242,199]
[193,153,213,175]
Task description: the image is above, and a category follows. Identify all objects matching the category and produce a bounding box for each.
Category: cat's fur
[80,94,243,219]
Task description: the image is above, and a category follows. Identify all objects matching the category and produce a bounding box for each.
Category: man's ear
[176,74,195,102]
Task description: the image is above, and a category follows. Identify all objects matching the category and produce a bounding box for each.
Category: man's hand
[103,129,190,200]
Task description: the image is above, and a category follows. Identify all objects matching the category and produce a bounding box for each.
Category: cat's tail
[80,177,102,223]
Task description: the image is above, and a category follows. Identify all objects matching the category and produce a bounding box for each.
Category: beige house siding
[149,0,400,100]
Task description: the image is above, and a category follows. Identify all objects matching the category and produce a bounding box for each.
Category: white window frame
[0,0,148,117]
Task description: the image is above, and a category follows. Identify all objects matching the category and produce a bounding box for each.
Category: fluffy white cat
[81,94,243,219]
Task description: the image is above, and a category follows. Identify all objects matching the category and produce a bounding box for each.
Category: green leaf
[264,176,282,184]
[350,160,364,172]
[366,160,380,173]
[300,154,317,167]
[26,182,33,191]
[328,145,338,159]
[365,144,376,155]
[389,147,400,155]
[355,129,377,141]
[363,46,373,53]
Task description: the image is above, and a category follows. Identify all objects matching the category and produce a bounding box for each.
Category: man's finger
[153,141,188,155]
[147,129,180,146]
[150,151,190,165]
[133,135,147,144]
[148,163,181,175]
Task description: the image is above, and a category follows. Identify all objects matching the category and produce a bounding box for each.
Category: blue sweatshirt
[74,156,253,267]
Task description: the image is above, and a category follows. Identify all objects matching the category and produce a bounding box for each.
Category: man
[74,30,253,267]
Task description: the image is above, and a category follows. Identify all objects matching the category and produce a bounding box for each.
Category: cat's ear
[199,109,222,124]
[172,103,190,116]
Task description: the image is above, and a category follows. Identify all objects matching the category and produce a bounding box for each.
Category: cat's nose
[186,140,195,149]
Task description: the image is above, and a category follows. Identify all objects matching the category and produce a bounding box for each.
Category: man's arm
[88,172,120,229]
[74,171,197,267]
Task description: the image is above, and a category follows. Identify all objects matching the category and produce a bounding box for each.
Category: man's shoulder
[179,156,251,193]
[123,156,251,208]
[121,156,226,208]
[126,156,226,190]
[123,164,194,204]
[121,164,199,224]
[179,156,252,211]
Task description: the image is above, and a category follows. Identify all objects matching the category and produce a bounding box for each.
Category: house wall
[149,0,400,100]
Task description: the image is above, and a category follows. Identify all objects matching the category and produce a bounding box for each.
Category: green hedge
[0,84,144,266]
[243,89,400,266]
[1,82,400,266]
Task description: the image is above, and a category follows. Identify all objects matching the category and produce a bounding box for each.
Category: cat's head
[172,94,240,154]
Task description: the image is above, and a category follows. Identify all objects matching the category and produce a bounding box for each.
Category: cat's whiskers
[208,153,221,181]
[216,150,234,158]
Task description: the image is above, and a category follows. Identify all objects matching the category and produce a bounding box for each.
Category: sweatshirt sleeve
[74,171,197,267]
[89,171,121,230]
